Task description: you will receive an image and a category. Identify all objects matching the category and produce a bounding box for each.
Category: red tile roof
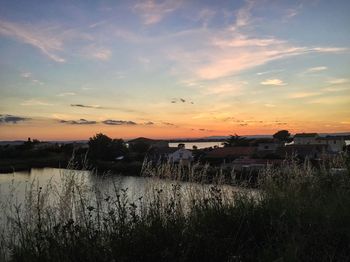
[294,133,318,138]
[205,147,257,158]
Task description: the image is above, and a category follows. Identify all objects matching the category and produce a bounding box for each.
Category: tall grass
[0,157,350,261]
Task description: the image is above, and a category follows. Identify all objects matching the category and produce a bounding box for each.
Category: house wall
[294,137,318,145]
[326,139,345,152]
[314,138,345,152]
[169,149,193,163]
[257,143,280,152]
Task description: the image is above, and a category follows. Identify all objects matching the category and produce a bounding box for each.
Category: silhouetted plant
[222,134,250,147]
[88,133,127,161]
[273,130,292,143]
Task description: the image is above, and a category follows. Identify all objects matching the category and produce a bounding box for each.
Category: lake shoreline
[0,157,144,176]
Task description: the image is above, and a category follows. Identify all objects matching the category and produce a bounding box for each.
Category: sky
[0,0,349,140]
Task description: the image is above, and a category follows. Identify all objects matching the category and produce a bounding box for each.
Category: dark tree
[273,130,292,143]
[111,139,128,156]
[223,134,250,147]
[129,141,150,154]
[88,133,126,161]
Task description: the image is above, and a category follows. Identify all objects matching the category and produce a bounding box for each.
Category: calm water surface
[0,168,255,205]
[169,141,223,149]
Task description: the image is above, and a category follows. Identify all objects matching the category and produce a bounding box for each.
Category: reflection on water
[0,168,257,207]
[169,141,223,149]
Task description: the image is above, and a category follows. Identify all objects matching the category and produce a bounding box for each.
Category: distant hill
[318,132,350,137]
[1,132,349,145]
[0,140,26,146]
[0,140,88,146]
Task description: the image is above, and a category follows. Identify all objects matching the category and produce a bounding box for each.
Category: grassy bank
[0,155,143,175]
[0,158,349,261]
[0,155,69,173]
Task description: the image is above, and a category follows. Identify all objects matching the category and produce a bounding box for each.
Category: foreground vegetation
[0,157,349,261]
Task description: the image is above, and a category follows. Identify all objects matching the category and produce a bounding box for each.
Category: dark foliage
[88,133,127,161]
[273,130,292,143]
[223,134,250,147]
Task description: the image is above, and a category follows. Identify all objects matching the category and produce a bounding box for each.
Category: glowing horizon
[1,0,350,140]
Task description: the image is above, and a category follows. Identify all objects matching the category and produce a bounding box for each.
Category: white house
[316,136,346,153]
[169,148,193,165]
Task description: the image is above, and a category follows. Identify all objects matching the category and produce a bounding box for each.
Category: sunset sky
[0,0,349,140]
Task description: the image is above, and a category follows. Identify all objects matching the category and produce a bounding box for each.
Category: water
[169,141,223,149]
[0,168,161,204]
[0,168,254,206]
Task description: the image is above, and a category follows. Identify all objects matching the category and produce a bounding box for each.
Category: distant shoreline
[1,132,349,145]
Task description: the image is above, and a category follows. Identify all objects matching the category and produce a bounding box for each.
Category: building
[315,136,346,153]
[127,137,169,149]
[169,147,193,165]
[278,144,328,159]
[293,133,346,153]
[293,133,319,145]
[257,141,283,157]
[205,147,257,162]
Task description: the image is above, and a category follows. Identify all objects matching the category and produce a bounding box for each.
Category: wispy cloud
[21,99,53,106]
[137,56,151,64]
[264,104,276,108]
[305,66,328,73]
[196,8,216,27]
[257,69,284,75]
[21,72,32,78]
[0,114,30,124]
[102,120,137,125]
[284,4,303,20]
[59,119,97,125]
[327,78,349,85]
[261,79,287,86]
[57,92,76,97]
[20,71,44,85]
[164,0,347,81]
[213,35,285,48]
[0,19,66,62]
[307,96,350,105]
[115,71,126,79]
[230,0,255,31]
[288,92,321,98]
[31,79,44,85]
[92,49,112,61]
[82,45,112,61]
[323,86,349,92]
[70,104,104,109]
[198,128,214,132]
[162,122,176,126]
[171,97,194,104]
[70,104,139,113]
[89,20,107,29]
[203,83,243,95]
[286,8,299,19]
[193,45,347,80]
[134,0,181,25]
